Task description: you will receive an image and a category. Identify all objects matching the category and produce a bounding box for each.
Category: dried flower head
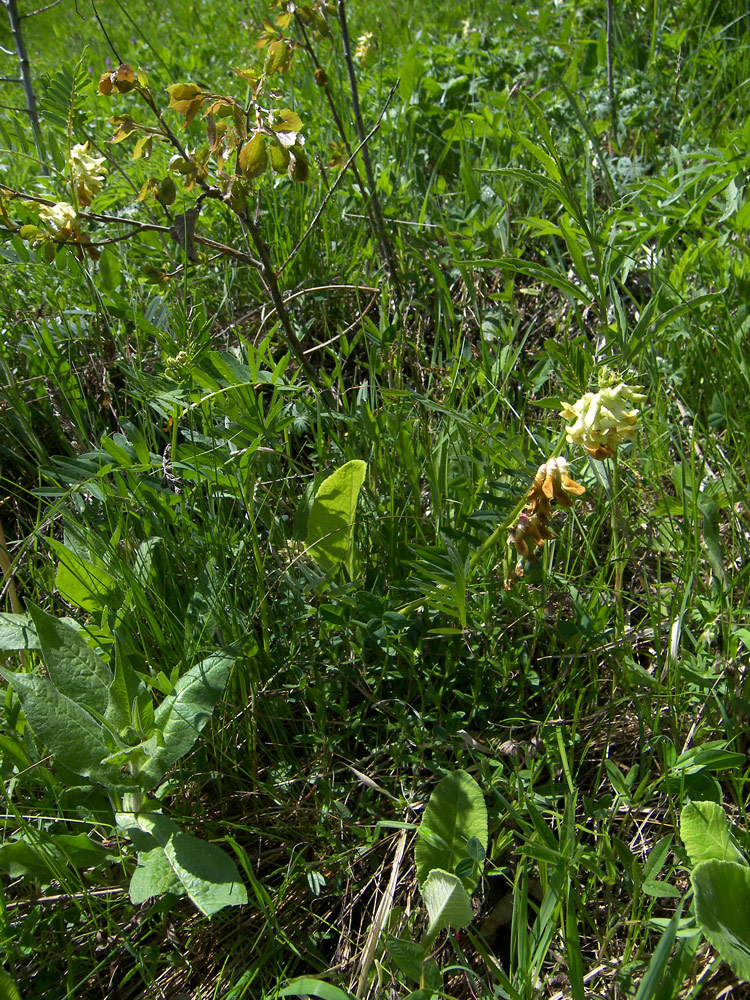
[69,142,107,207]
[505,455,585,588]
[526,456,586,518]
[561,377,646,459]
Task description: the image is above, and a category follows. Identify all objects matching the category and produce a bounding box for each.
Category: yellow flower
[37,201,76,235]
[69,142,107,207]
[354,32,375,65]
[561,380,646,459]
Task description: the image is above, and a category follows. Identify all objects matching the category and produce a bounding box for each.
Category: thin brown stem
[337,0,401,298]
[239,212,322,388]
[280,82,398,276]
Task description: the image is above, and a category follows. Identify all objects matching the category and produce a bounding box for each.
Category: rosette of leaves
[0,604,246,916]
[680,800,750,981]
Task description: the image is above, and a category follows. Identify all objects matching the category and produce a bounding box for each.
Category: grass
[1,0,750,997]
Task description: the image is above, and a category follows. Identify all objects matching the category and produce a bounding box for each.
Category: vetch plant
[503,456,586,590]
[67,141,107,207]
[561,367,647,599]
[561,370,647,460]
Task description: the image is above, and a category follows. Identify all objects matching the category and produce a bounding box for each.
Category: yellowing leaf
[110,115,139,142]
[98,71,113,96]
[166,83,203,105]
[273,108,303,133]
[239,133,268,179]
[156,176,176,206]
[264,39,290,75]
[269,140,290,173]
[132,134,153,160]
[137,177,159,202]
[232,66,260,85]
[203,99,236,119]
[288,148,309,183]
[112,64,137,94]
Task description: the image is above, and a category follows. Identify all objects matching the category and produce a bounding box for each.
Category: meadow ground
[1,1,750,997]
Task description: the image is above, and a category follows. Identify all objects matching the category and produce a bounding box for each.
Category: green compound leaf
[305,460,367,578]
[415,770,488,892]
[138,650,235,789]
[27,602,112,717]
[693,860,750,981]
[680,801,746,867]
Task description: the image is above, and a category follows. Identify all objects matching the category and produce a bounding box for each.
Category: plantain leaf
[421,869,474,948]
[415,770,487,892]
[305,460,367,578]
[680,801,746,867]
[692,860,750,981]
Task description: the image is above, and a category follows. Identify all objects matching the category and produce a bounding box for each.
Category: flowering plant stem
[612,452,623,600]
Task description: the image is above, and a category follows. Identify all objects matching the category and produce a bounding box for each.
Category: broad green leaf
[0,831,117,878]
[0,671,115,783]
[305,460,367,578]
[27,603,111,717]
[693,860,750,981]
[48,538,119,613]
[129,846,183,903]
[273,108,302,133]
[138,651,235,788]
[118,811,246,916]
[385,936,427,984]
[53,832,118,869]
[0,613,39,651]
[415,770,487,891]
[680,801,745,867]
[0,839,52,879]
[421,869,473,948]
[279,979,356,1000]
[239,133,268,179]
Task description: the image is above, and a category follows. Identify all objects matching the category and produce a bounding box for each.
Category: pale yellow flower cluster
[354,32,375,64]
[69,142,107,207]
[561,381,646,460]
[37,201,76,235]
